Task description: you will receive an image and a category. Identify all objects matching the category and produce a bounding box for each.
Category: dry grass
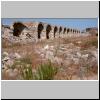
[2,35,98,80]
[74,35,98,50]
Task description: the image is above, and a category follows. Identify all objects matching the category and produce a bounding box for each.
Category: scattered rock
[14,53,21,59]
[45,51,54,62]
[2,56,10,62]
[77,41,82,44]
[40,53,45,58]
[77,52,82,58]
[54,57,63,65]
[81,54,88,59]
[73,58,79,64]
[2,52,21,69]
[3,52,9,56]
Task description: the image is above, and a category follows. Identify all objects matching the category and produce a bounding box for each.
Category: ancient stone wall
[11,21,81,41]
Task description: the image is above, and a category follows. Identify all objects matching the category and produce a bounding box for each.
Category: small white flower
[77,52,81,57]
[26,64,30,68]
[82,54,88,59]
[26,68,29,72]
[44,45,49,50]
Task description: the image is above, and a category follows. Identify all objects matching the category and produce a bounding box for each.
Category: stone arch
[46,24,52,39]
[63,27,66,34]
[73,29,75,33]
[54,26,58,38]
[67,28,70,33]
[76,30,77,33]
[37,22,44,39]
[74,30,76,33]
[75,30,77,33]
[70,29,72,33]
[59,26,62,34]
[78,30,79,33]
[13,22,27,36]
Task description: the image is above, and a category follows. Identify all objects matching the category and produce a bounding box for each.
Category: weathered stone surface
[2,52,22,69]
[1,21,84,45]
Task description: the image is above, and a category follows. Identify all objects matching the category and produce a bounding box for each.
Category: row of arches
[37,23,81,39]
[12,22,81,39]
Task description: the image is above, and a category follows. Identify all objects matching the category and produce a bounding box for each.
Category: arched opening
[75,30,77,33]
[74,30,76,33]
[54,26,58,38]
[46,24,52,39]
[63,27,66,34]
[70,29,72,32]
[73,29,74,33]
[38,23,44,39]
[59,27,62,34]
[67,28,70,33]
[13,22,27,37]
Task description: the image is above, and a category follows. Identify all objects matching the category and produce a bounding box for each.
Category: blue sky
[1,18,98,31]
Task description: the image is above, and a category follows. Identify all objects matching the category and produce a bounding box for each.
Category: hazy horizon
[1,18,98,31]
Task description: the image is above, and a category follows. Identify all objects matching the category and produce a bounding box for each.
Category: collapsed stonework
[12,21,81,38]
[2,21,83,44]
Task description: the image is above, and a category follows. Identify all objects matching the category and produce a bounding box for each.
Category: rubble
[2,52,22,69]
[1,22,98,80]
[35,41,98,73]
[14,53,21,59]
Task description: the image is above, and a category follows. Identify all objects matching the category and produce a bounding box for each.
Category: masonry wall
[12,22,81,41]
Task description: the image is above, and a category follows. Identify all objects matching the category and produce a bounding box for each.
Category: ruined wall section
[12,21,81,40]
[2,21,82,44]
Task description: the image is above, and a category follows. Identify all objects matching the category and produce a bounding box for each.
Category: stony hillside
[1,23,98,80]
[2,34,98,80]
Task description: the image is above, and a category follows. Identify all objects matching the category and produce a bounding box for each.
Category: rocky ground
[1,35,98,80]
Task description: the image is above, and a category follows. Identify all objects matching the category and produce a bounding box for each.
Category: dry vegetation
[2,35,98,80]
